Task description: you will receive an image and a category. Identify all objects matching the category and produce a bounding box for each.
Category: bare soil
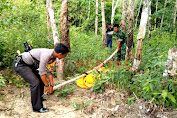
[0,83,177,118]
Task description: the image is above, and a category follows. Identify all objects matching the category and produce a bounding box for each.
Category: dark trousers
[107,39,112,49]
[12,59,44,110]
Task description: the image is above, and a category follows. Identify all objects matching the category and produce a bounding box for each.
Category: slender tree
[148,0,151,39]
[121,0,128,33]
[111,0,119,25]
[135,0,143,29]
[47,0,61,81]
[160,0,167,30]
[59,0,70,80]
[101,0,106,48]
[154,0,158,30]
[132,0,150,71]
[95,0,98,37]
[126,0,135,60]
[173,0,177,28]
[47,0,59,46]
[88,0,90,19]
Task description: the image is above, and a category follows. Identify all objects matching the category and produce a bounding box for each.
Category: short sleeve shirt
[114,30,127,44]
[21,48,56,75]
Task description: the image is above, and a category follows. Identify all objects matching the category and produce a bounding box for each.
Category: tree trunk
[154,0,158,30]
[173,0,177,28]
[132,0,150,71]
[160,0,167,30]
[101,0,106,48]
[125,0,135,61]
[135,0,142,29]
[46,0,52,41]
[111,0,119,25]
[59,0,70,80]
[95,0,98,37]
[88,0,90,19]
[47,0,61,81]
[121,0,128,33]
[163,48,177,78]
[47,0,59,46]
[148,0,151,39]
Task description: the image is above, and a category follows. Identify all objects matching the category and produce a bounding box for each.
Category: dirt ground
[0,83,177,118]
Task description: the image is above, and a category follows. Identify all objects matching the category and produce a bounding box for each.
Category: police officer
[12,43,69,113]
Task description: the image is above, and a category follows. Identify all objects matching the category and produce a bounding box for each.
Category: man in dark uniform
[113,24,127,64]
[12,43,69,113]
[106,23,114,51]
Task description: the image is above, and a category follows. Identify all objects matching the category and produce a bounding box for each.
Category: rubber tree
[95,0,98,37]
[59,0,70,80]
[148,0,151,40]
[46,0,60,80]
[121,0,128,33]
[132,0,150,71]
[101,0,106,48]
[135,0,142,29]
[173,0,177,28]
[154,0,158,30]
[111,0,119,25]
[160,0,167,30]
[125,0,135,61]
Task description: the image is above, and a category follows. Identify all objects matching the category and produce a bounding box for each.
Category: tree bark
[148,0,151,39]
[160,0,167,30]
[121,0,128,33]
[101,0,106,48]
[173,0,177,28]
[154,0,158,30]
[47,0,59,46]
[88,0,90,19]
[163,48,177,78]
[135,0,142,29]
[132,0,150,71]
[111,0,119,25]
[95,0,98,37]
[59,0,70,80]
[125,0,135,61]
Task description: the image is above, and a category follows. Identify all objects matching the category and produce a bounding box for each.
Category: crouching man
[12,43,69,113]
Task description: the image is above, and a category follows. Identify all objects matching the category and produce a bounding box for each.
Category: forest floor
[0,80,177,118]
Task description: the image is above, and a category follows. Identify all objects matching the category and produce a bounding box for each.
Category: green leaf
[167,93,176,103]
[161,90,168,99]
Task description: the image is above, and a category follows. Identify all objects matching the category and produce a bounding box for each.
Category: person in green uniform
[113,24,127,65]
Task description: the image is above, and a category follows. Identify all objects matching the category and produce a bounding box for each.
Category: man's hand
[45,86,50,94]
[49,86,53,94]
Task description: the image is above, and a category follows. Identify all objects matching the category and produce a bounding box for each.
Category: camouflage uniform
[113,30,127,61]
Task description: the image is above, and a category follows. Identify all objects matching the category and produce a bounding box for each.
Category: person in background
[106,23,114,51]
[12,43,69,113]
[113,24,127,65]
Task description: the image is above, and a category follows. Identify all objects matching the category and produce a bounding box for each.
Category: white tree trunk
[173,0,177,27]
[160,0,167,30]
[95,0,98,37]
[148,0,151,39]
[88,0,90,19]
[111,0,119,25]
[126,0,135,60]
[163,48,177,78]
[132,0,150,71]
[154,0,158,29]
[101,0,106,48]
[47,0,59,46]
[135,0,143,29]
[46,0,52,41]
[121,0,128,33]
